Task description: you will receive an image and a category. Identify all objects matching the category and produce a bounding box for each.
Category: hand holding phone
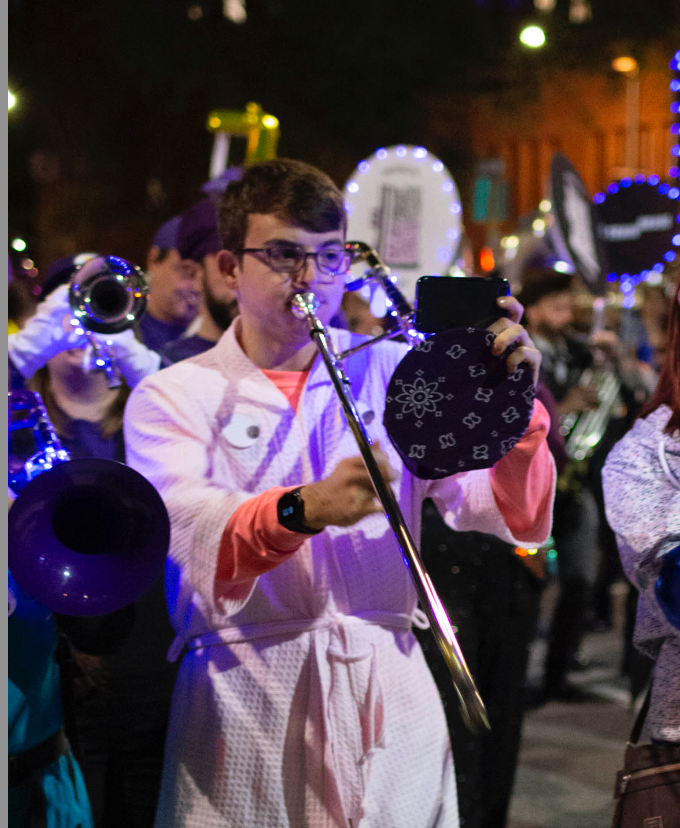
[413,275,511,333]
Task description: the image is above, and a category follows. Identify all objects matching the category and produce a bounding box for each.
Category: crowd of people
[8,157,680,828]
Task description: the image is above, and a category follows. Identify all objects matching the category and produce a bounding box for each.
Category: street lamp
[519,25,546,49]
[612,56,640,177]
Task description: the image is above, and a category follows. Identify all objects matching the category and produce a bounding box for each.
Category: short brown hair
[218,158,347,253]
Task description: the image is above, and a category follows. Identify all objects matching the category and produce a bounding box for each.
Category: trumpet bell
[9,458,170,617]
[69,255,148,334]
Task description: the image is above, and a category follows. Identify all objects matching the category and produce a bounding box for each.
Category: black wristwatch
[277,487,323,535]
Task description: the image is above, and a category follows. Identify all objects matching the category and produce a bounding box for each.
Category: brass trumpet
[291,243,489,732]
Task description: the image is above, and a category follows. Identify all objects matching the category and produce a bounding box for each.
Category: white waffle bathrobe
[124,322,551,828]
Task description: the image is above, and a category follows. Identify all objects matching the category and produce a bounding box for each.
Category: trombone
[291,242,490,732]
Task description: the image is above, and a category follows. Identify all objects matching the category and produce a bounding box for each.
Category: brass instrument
[291,243,489,732]
[68,255,149,387]
[559,298,624,462]
[8,388,170,616]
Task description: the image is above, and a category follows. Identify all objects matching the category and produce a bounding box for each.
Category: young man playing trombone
[124,158,555,828]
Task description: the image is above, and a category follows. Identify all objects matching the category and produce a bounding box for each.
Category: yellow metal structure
[206,102,280,164]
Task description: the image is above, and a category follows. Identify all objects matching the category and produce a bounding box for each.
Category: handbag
[613,685,680,828]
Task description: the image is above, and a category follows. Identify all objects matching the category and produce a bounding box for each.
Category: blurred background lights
[519,25,546,48]
[432,161,444,172]
[413,147,428,159]
[611,56,638,74]
[539,199,552,212]
[346,181,359,193]
[11,237,26,252]
[8,90,16,110]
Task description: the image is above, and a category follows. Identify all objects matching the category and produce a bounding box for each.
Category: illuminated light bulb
[622,294,635,309]
[648,174,661,186]
[96,359,106,367]
[669,188,680,199]
[358,161,370,173]
[432,161,444,172]
[209,116,221,129]
[532,218,545,232]
[344,202,352,214]
[376,148,388,160]
[554,261,572,273]
[395,146,407,158]
[672,234,680,246]
[447,228,459,240]
[608,183,620,194]
[606,273,618,283]
[126,313,136,321]
[519,25,546,48]
[506,235,519,249]
[634,174,646,183]
[11,238,26,252]
[412,147,428,159]
[594,192,606,204]
[539,199,551,212]
[665,251,677,263]
[441,181,453,192]
[346,181,359,193]
[437,247,451,263]
[261,115,278,128]
[8,90,16,110]
[620,177,632,188]
[449,203,461,214]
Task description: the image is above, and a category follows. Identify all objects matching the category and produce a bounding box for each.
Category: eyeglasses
[238,242,351,282]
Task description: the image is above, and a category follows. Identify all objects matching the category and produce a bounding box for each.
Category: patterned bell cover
[384,327,535,479]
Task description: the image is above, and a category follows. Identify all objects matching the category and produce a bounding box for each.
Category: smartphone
[413,275,510,333]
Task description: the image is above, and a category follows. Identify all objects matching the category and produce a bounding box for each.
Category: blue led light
[672,124,680,136]
[432,161,444,173]
[376,148,388,160]
[622,294,635,309]
[608,182,620,194]
[594,192,605,204]
[447,228,459,240]
[449,203,461,214]
[606,272,618,283]
[395,146,407,158]
[653,262,665,272]
[412,147,428,159]
[437,247,451,263]
[671,167,680,178]
[669,188,680,199]
[672,103,680,115]
[659,183,670,195]
[640,270,650,280]
[673,234,680,246]
[648,175,660,185]
[441,181,453,193]
[358,161,370,173]
[634,174,646,183]
[621,280,633,293]
[344,202,352,214]
[665,251,677,262]
[346,181,359,193]
[621,177,632,188]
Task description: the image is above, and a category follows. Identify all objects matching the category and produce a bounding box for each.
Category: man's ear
[217,249,240,289]
[146,245,161,271]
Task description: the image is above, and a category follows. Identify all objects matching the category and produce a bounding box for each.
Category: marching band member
[124,158,556,828]
[160,198,239,365]
[602,272,680,746]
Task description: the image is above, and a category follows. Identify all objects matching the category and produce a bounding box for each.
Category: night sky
[8,0,680,272]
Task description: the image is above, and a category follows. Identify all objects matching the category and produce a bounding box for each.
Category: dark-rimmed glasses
[238,242,351,282]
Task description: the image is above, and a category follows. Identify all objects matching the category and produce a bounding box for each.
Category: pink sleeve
[214,486,309,603]
[489,398,555,545]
